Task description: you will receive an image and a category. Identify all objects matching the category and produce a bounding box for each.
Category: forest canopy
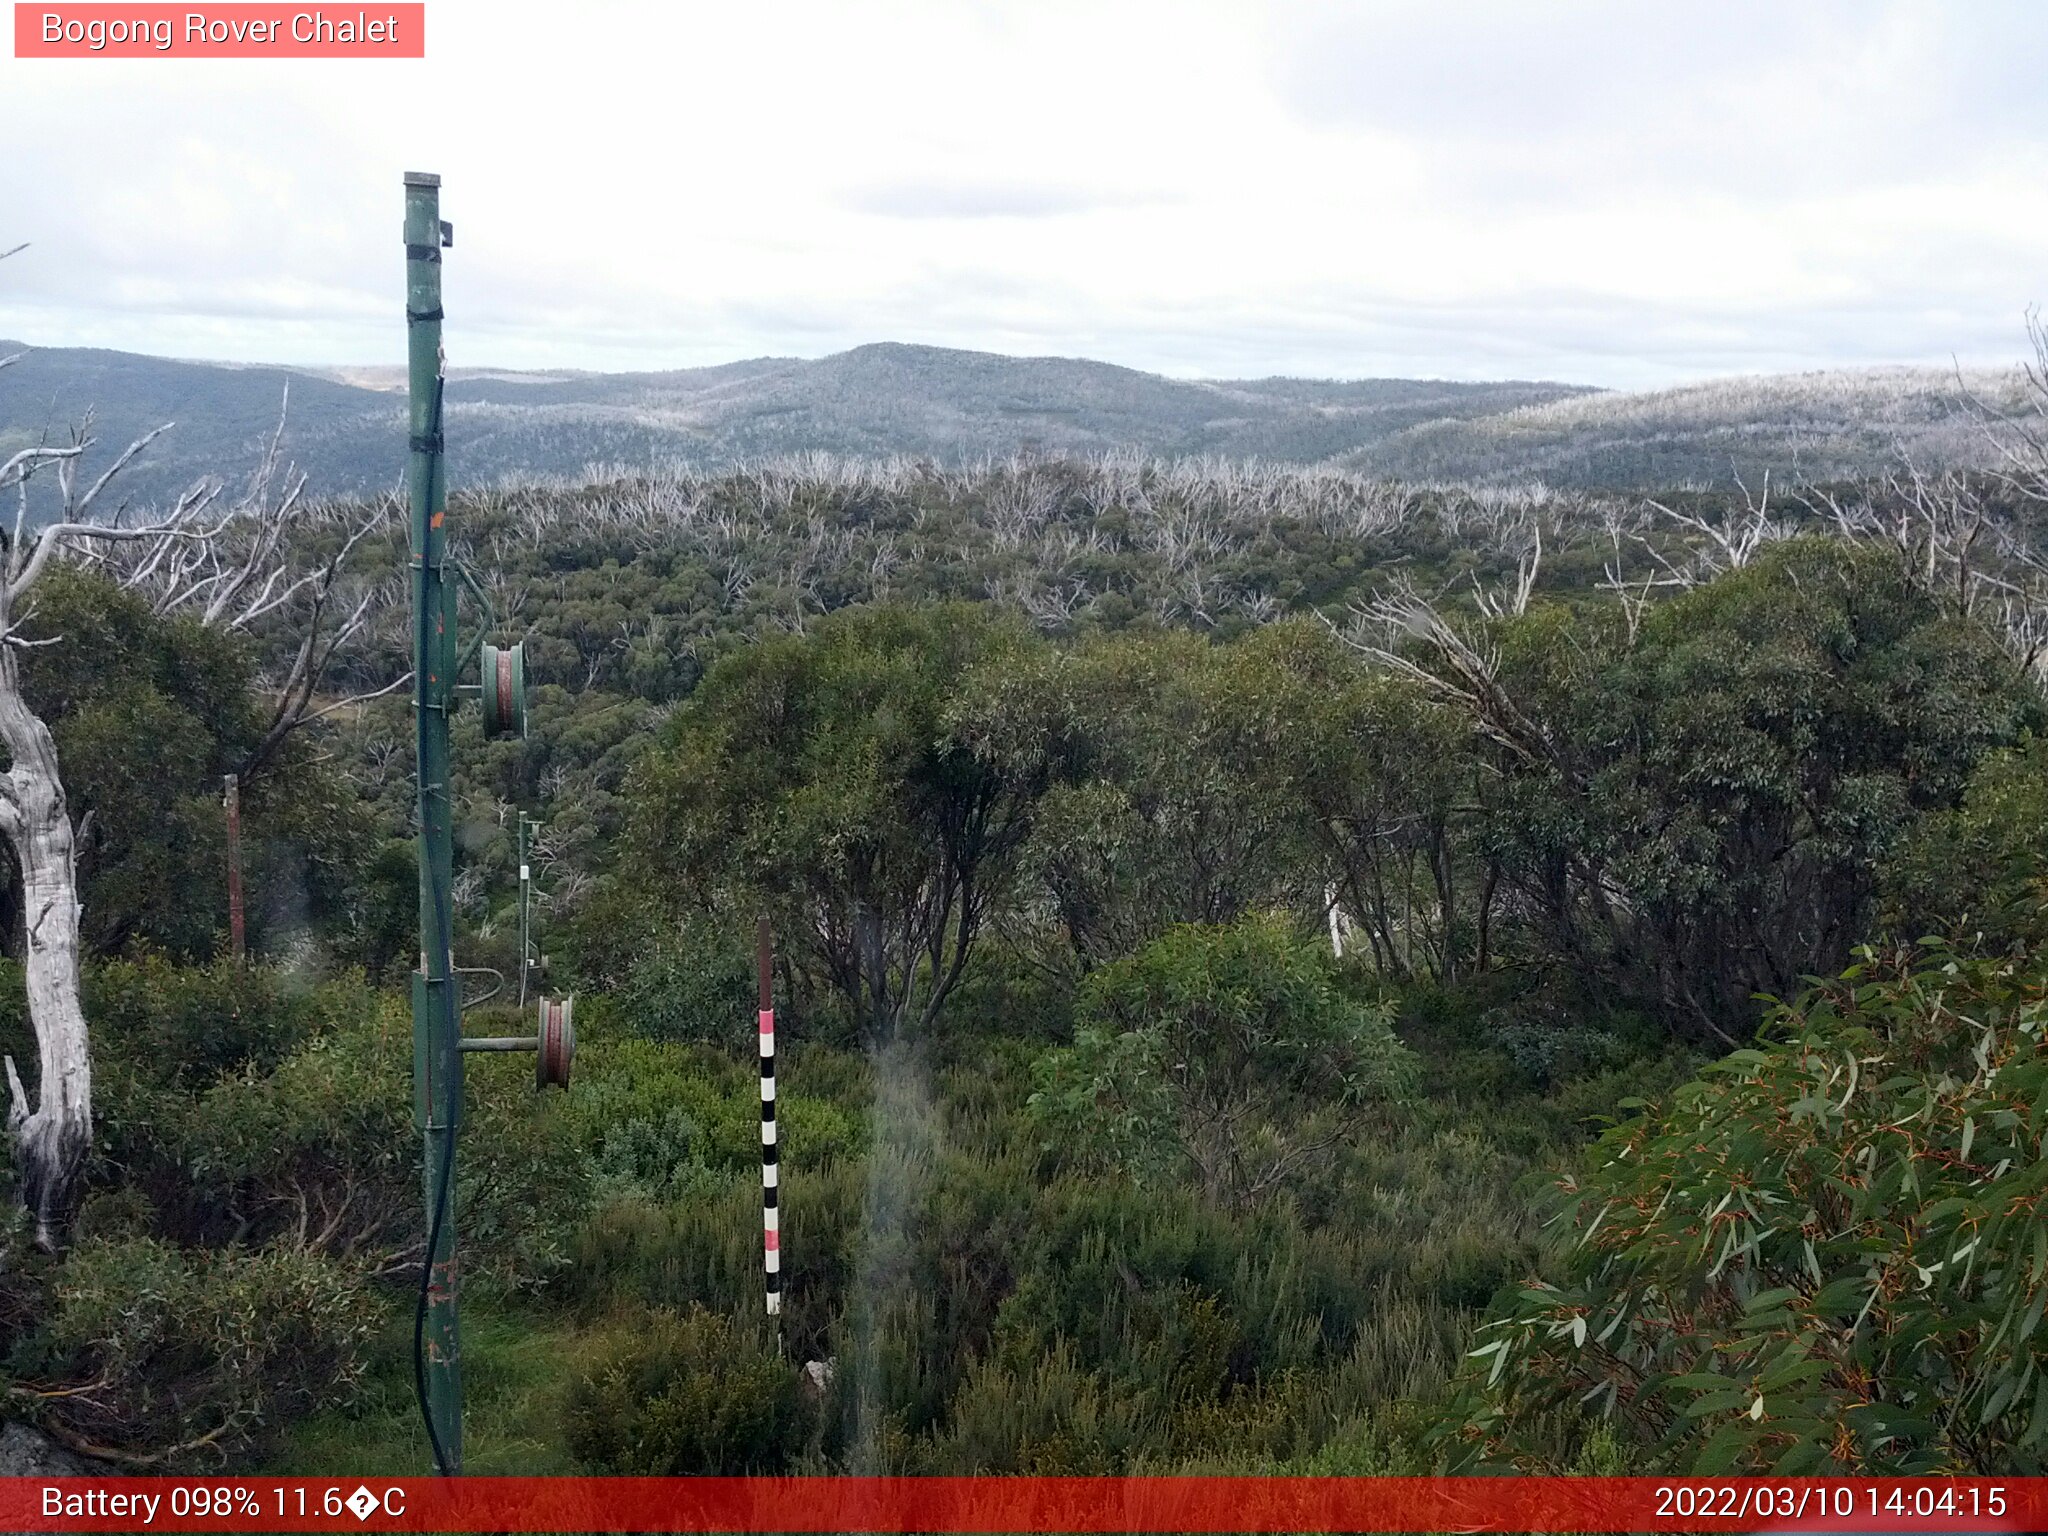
[6,450,2048,1476]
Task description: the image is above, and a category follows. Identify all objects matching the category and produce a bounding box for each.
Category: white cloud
[0,0,2038,386]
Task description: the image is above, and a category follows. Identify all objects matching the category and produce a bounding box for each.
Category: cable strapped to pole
[403,169,462,1479]
[758,916,781,1320]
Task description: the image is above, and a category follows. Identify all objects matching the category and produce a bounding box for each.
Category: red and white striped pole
[757,916,781,1319]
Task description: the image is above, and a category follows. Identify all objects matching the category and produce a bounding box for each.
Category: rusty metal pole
[222,774,245,964]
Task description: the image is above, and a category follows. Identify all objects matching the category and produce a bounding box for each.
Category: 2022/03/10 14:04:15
[1653,1483,2009,1522]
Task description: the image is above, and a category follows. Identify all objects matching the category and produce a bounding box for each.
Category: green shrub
[563,1304,811,1473]
[92,955,369,1087]
[1031,916,1414,1208]
[33,1237,381,1462]
[934,950,1076,1053]
[566,1160,865,1368]
[1452,939,2048,1474]
[327,837,419,983]
[1884,734,2048,949]
[94,986,584,1294]
[611,916,758,1050]
[922,1340,1149,1473]
[566,1036,866,1200]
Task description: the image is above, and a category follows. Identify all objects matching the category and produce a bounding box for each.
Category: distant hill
[0,344,403,513]
[1340,366,2022,489]
[0,338,2019,510]
[0,341,1587,508]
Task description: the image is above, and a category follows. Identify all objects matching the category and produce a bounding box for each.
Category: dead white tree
[1962,308,2048,512]
[88,404,407,779]
[1340,577,1561,772]
[0,345,398,1245]
[1791,446,2048,683]
[1473,521,1543,620]
[1641,468,1789,585]
[1598,539,1684,646]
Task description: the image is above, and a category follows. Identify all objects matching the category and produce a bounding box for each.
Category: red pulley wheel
[494,648,513,727]
[536,995,574,1089]
[479,642,527,739]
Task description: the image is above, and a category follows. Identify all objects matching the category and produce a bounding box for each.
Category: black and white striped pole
[757,916,781,1322]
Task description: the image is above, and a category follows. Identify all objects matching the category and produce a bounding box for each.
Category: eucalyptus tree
[1008,628,1318,971]
[1349,540,2037,1044]
[0,346,394,1246]
[629,601,1060,1044]
[1238,621,1482,981]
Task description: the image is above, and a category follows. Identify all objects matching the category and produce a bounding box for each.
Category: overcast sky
[3,0,2044,388]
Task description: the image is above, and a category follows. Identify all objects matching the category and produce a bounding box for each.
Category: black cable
[411,371,460,1479]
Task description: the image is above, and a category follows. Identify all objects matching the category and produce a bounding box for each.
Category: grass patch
[269,1300,607,1476]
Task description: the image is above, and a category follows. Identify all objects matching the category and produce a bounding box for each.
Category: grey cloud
[1269,0,2048,200]
[3,2,2041,391]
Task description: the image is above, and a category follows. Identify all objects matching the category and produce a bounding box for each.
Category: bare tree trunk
[0,589,90,1250]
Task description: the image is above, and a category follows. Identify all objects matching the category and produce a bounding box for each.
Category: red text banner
[14,4,424,57]
[1,1476,2043,1533]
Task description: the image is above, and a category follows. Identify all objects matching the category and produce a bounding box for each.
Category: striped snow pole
[758,917,781,1318]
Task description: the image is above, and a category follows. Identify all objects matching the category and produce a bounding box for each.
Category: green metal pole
[405,170,462,1475]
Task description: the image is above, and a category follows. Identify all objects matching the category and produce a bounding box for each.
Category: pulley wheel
[480,642,527,739]
[536,995,574,1090]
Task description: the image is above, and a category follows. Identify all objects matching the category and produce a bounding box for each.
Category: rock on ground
[0,1419,102,1476]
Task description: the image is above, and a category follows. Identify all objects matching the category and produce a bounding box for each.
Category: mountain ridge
[0,337,2019,508]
